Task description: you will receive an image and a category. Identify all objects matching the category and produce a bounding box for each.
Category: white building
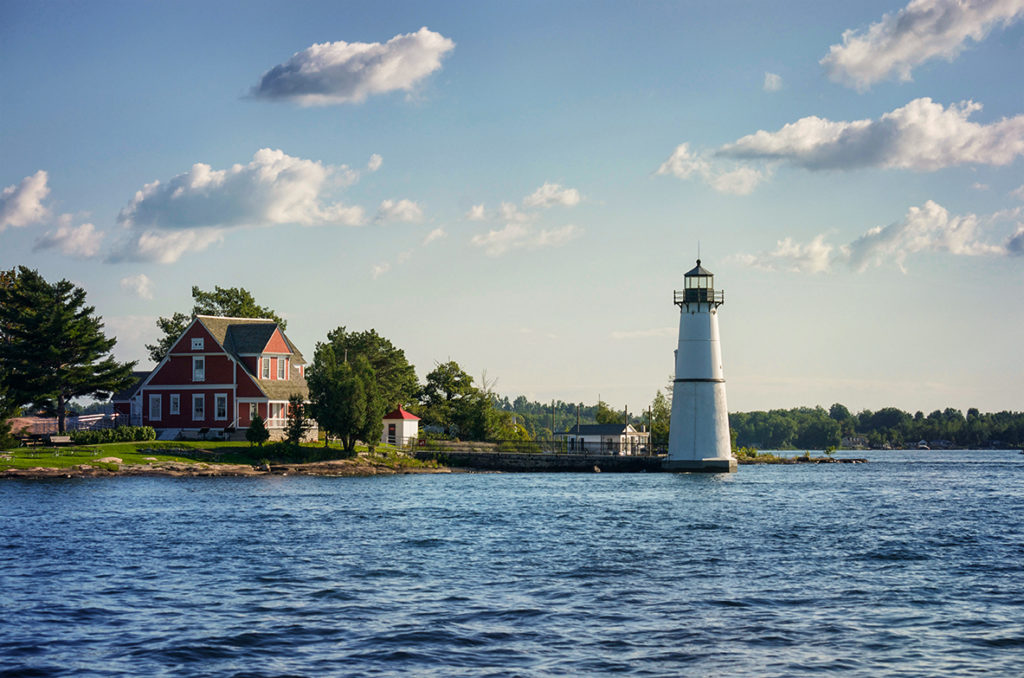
[554,423,650,456]
[381,406,420,446]
[664,259,737,472]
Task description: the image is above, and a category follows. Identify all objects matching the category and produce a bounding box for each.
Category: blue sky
[2,0,1022,414]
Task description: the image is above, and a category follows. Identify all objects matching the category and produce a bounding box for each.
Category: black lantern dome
[675,259,724,307]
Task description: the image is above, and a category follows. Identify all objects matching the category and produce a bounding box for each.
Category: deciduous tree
[323,326,417,409]
[306,346,384,454]
[147,285,285,362]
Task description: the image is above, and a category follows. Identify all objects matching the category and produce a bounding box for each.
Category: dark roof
[562,423,636,436]
[111,371,150,402]
[192,316,309,399]
[256,373,309,401]
[684,259,714,277]
[196,315,305,365]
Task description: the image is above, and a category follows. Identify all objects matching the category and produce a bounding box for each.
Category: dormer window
[278,357,286,380]
[262,357,270,379]
[191,337,204,351]
[193,355,205,382]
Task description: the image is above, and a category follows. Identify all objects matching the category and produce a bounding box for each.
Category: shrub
[246,414,270,447]
[70,425,156,445]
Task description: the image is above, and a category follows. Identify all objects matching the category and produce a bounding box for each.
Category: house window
[191,337,204,351]
[277,358,286,380]
[249,403,258,420]
[193,394,205,421]
[269,402,285,427]
[262,357,270,379]
[169,394,180,416]
[193,356,205,382]
[149,394,161,421]
[215,394,227,420]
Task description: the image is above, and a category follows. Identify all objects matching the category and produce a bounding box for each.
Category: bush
[246,414,270,447]
[70,425,156,445]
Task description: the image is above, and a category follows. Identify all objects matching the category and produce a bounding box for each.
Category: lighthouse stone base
[661,457,738,473]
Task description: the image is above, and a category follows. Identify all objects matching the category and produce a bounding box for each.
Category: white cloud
[376,198,423,223]
[523,182,581,208]
[112,149,366,262]
[466,204,486,221]
[1011,184,1024,200]
[367,154,383,172]
[499,201,533,223]
[843,200,1006,271]
[372,262,391,279]
[610,327,676,340]
[972,182,990,190]
[33,219,103,258]
[719,98,1024,171]
[733,235,835,273]
[656,143,709,180]
[108,228,226,264]
[250,27,455,105]
[763,72,783,92]
[1,170,50,231]
[656,143,766,195]
[822,0,1024,90]
[423,227,446,245]
[708,167,767,195]
[118,148,365,230]
[734,201,1021,274]
[471,223,581,257]
[119,273,154,300]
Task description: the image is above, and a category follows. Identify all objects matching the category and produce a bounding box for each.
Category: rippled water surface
[2,450,1023,676]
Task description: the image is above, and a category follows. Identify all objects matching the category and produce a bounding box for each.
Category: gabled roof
[255,364,310,400]
[562,423,640,436]
[111,371,150,402]
[684,259,713,277]
[383,406,420,421]
[196,315,305,365]
[150,315,309,401]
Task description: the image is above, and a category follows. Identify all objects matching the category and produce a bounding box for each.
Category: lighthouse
[664,259,737,473]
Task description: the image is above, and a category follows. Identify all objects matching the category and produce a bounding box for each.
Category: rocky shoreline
[1,458,454,479]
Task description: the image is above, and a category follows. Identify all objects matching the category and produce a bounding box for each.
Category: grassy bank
[0,440,439,473]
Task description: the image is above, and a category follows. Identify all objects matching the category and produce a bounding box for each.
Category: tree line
[3,271,1020,452]
[729,404,1024,450]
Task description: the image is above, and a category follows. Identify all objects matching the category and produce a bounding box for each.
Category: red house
[114,315,314,440]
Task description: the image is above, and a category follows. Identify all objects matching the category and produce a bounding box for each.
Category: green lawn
[0,440,432,471]
[0,441,201,470]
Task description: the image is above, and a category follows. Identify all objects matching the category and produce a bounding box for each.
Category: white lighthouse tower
[664,259,737,473]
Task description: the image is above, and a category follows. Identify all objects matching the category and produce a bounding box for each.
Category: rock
[593,465,601,473]
[94,457,122,464]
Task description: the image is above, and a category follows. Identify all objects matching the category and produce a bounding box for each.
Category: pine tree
[246,413,270,446]
[0,267,136,433]
[284,394,312,446]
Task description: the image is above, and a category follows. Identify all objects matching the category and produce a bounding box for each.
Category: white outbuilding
[381,406,420,446]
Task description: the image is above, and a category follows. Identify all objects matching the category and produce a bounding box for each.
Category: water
[2,450,1022,676]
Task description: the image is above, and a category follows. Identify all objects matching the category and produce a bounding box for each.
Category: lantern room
[674,259,724,307]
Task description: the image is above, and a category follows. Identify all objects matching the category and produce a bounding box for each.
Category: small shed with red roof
[381,406,420,446]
